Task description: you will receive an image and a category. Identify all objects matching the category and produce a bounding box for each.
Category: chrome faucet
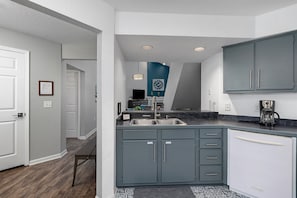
[152,96,160,120]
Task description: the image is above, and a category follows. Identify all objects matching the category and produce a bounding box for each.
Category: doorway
[65,70,81,138]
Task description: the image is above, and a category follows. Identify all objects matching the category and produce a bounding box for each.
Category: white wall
[62,60,97,138]
[0,27,62,160]
[125,61,147,102]
[116,12,255,38]
[62,39,97,59]
[256,4,297,38]
[163,63,183,111]
[115,39,127,115]
[201,51,297,120]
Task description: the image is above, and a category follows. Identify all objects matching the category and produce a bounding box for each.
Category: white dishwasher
[228,129,296,198]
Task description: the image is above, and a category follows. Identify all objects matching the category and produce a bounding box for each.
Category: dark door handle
[13,113,25,118]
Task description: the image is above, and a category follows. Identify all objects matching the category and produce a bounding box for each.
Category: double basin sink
[130,118,187,126]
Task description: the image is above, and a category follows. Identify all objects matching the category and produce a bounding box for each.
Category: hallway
[0,137,96,198]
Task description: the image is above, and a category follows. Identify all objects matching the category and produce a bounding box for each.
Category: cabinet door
[255,34,294,90]
[123,140,157,184]
[223,42,254,92]
[161,139,195,183]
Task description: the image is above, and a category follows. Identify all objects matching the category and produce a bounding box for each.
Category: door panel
[0,122,15,156]
[161,139,195,183]
[0,77,15,109]
[65,71,79,138]
[0,46,27,171]
[123,140,157,184]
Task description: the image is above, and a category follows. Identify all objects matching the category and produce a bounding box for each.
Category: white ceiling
[0,0,97,44]
[104,0,297,16]
[0,0,296,63]
[117,35,250,63]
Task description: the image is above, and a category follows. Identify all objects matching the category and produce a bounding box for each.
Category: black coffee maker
[259,100,280,126]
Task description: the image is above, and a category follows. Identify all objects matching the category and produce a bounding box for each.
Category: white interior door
[0,46,29,171]
[65,70,80,138]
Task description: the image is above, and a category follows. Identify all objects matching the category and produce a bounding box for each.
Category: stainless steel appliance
[259,100,280,126]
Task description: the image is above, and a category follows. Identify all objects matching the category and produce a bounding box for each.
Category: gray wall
[62,60,97,139]
[0,27,62,160]
[172,63,201,111]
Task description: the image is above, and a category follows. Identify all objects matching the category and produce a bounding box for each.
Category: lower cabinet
[116,127,226,186]
[122,140,157,184]
[161,139,195,183]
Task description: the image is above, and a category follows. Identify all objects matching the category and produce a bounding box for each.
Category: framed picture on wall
[39,81,54,96]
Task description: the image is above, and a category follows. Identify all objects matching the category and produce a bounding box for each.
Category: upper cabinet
[223,42,254,92]
[223,33,296,93]
[255,34,294,90]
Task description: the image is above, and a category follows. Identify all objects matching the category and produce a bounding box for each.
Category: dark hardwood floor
[0,137,96,198]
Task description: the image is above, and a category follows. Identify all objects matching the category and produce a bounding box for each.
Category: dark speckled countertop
[117,116,297,138]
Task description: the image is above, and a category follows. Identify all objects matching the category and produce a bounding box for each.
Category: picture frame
[39,81,54,96]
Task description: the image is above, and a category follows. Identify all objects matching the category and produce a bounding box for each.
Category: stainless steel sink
[156,118,187,125]
[130,118,187,126]
[130,119,157,125]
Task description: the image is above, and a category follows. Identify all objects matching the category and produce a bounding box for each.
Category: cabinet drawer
[162,129,195,139]
[123,130,157,140]
[200,129,222,139]
[200,139,222,148]
[200,165,222,181]
[200,149,222,165]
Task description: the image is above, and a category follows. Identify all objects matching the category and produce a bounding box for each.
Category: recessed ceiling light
[194,47,205,52]
[142,45,153,50]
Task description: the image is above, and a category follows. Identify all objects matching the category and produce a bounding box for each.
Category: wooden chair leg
[72,157,78,186]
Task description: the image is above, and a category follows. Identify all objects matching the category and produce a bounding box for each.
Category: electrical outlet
[225,103,231,111]
[255,103,259,112]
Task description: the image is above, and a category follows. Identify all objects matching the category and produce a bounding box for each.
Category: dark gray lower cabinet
[161,139,195,183]
[122,140,157,184]
[116,127,226,187]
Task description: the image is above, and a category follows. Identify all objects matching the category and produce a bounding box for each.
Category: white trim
[78,128,97,140]
[95,195,115,198]
[29,149,67,166]
[77,71,81,138]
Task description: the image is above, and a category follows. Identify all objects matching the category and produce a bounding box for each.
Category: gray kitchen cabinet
[223,32,296,93]
[161,139,195,183]
[116,127,226,186]
[122,140,157,184]
[223,42,254,92]
[199,128,224,183]
[255,34,294,90]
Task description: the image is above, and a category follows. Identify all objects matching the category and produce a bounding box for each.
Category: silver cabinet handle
[206,173,218,176]
[236,136,283,146]
[206,156,218,160]
[205,133,218,136]
[249,69,252,89]
[163,141,172,162]
[153,143,156,162]
[206,143,218,146]
[147,141,156,162]
[163,143,166,162]
[257,69,261,88]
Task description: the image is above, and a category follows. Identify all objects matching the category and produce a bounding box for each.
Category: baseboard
[78,128,96,140]
[29,149,67,166]
[95,194,115,198]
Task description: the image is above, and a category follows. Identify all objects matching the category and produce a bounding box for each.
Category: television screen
[133,89,145,99]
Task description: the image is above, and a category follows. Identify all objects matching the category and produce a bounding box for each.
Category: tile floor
[115,186,250,198]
